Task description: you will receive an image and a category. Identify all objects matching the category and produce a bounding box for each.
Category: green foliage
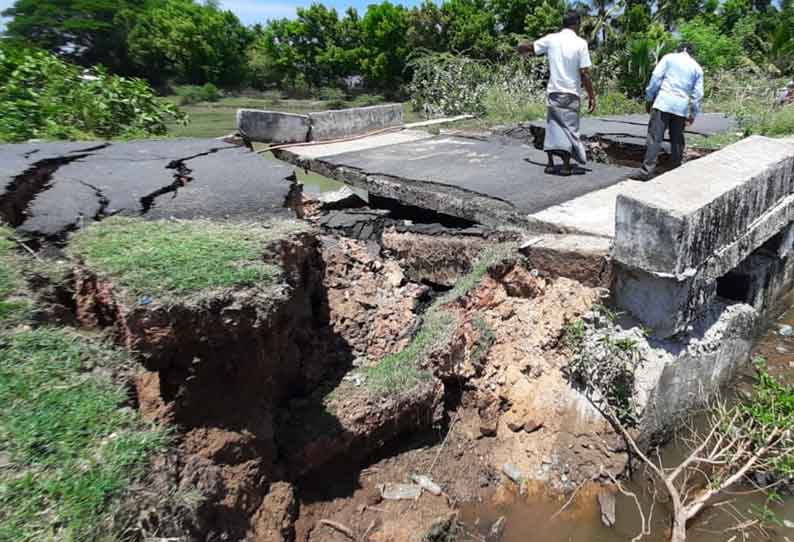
[1,0,147,74]
[563,307,645,427]
[679,18,745,72]
[0,327,168,541]
[176,83,222,105]
[409,53,546,118]
[127,0,252,87]
[0,228,30,327]
[524,0,566,41]
[0,43,186,142]
[366,243,517,395]
[67,217,305,300]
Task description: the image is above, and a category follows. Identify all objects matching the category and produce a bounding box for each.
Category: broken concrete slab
[237,109,310,144]
[3,139,295,238]
[277,135,634,228]
[529,179,646,237]
[613,136,794,279]
[308,104,403,141]
[520,234,613,288]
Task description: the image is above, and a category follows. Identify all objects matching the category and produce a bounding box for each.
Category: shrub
[0,43,186,142]
[177,83,222,105]
[408,53,546,120]
[318,86,347,101]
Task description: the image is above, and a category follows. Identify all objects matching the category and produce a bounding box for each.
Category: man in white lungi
[519,11,596,176]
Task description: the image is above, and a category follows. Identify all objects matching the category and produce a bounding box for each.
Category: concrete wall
[238,104,404,143]
[308,104,403,141]
[236,110,310,144]
[636,302,757,439]
[612,136,794,336]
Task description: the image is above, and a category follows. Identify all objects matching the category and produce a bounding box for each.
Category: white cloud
[221,0,306,23]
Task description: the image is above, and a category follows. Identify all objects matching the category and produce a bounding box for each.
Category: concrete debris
[778,324,794,337]
[597,490,617,527]
[501,463,523,484]
[379,483,422,500]
[411,474,443,496]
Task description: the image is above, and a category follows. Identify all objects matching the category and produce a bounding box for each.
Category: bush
[408,53,546,120]
[592,92,644,116]
[318,86,347,101]
[0,43,187,142]
[177,83,222,105]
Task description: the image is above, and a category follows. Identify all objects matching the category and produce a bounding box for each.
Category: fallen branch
[550,478,587,520]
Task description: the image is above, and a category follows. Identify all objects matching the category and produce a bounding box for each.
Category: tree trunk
[670,514,687,542]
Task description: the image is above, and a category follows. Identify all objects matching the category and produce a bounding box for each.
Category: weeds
[68,217,308,300]
[0,228,29,326]
[365,243,517,395]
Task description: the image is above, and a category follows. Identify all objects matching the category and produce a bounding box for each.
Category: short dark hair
[679,41,696,55]
[563,10,581,29]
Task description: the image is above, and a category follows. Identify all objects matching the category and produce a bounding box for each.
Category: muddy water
[462,303,794,542]
[258,148,347,194]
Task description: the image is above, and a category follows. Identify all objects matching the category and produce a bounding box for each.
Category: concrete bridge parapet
[612,136,794,337]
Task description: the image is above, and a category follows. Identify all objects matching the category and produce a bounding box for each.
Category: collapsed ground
[0,126,780,542]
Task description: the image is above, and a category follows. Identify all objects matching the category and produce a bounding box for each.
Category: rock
[784,519,794,529]
[779,324,794,336]
[506,419,525,432]
[380,483,422,500]
[598,489,617,527]
[250,482,298,542]
[501,463,523,484]
[478,400,500,438]
[486,516,506,542]
[410,474,443,496]
[524,419,544,434]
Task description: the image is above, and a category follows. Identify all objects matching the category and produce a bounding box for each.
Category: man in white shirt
[519,11,596,176]
[640,42,704,179]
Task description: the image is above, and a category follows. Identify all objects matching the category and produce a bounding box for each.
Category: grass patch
[0,327,167,541]
[365,243,517,395]
[68,217,304,301]
[0,228,30,326]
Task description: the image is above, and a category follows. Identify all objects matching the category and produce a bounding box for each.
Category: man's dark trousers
[641,108,686,177]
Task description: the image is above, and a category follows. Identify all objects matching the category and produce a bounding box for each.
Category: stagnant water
[462,303,794,542]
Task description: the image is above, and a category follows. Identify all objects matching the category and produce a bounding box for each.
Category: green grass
[0,228,30,326]
[0,328,168,542]
[364,243,517,395]
[68,217,303,301]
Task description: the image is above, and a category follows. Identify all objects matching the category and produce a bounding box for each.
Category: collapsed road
[2,105,794,542]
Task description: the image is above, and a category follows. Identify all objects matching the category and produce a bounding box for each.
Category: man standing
[640,42,704,179]
[519,11,596,176]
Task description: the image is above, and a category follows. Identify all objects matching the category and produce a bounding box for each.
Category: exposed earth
[0,112,784,542]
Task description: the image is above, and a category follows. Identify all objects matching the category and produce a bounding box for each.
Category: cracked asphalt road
[0,139,297,238]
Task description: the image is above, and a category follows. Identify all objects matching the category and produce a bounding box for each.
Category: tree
[407,1,447,54]
[357,2,409,89]
[127,0,252,86]
[2,0,148,74]
[524,0,566,41]
[442,0,500,58]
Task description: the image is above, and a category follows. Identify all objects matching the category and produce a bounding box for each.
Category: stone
[380,483,422,500]
[501,463,523,484]
[779,324,794,336]
[613,136,794,279]
[506,419,525,432]
[236,109,310,143]
[308,104,404,141]
[410,474,443,496]
[597,489,617,527]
